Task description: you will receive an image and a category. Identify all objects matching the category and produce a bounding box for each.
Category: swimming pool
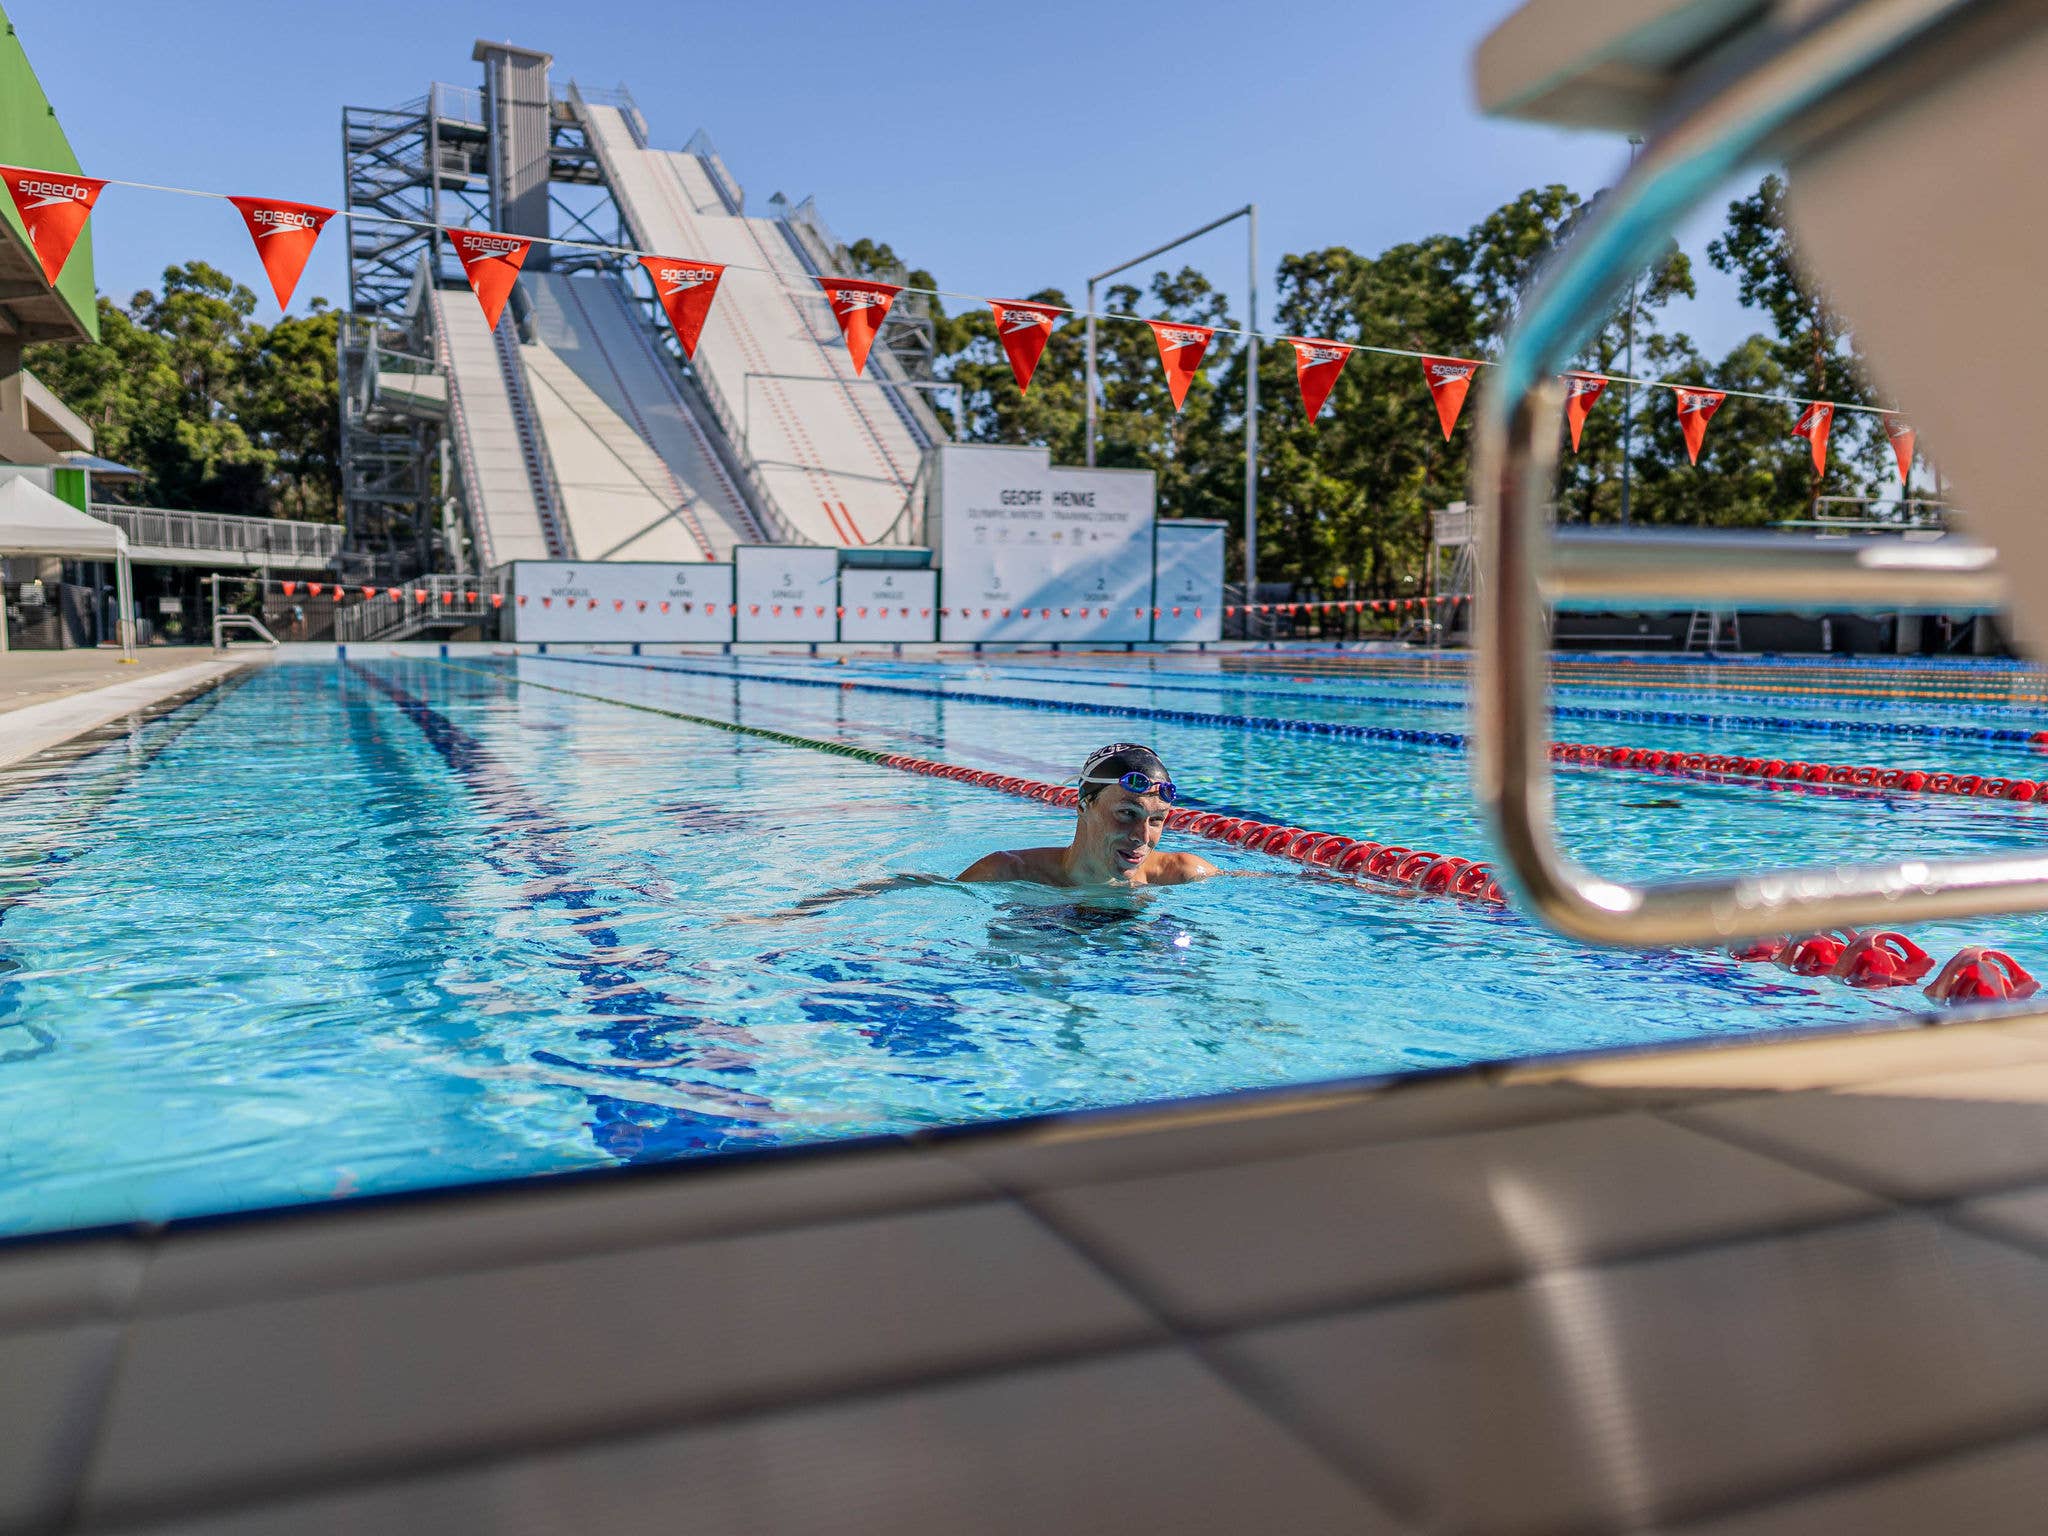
[4,647,2044,1238]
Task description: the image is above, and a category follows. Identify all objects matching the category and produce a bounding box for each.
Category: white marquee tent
[0,476,134,657]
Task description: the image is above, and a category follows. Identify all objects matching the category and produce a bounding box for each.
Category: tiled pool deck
[9,654,2048,1533]
[13,1014,2048,1534]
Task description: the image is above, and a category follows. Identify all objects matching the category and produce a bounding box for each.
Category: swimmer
[957,743,1218,888]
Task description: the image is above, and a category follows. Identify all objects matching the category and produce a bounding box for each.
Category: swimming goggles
[1078,770,1179,804]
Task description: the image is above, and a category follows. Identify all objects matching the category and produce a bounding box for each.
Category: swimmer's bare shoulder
[956,848,1064,883]
[1143,850,1219,885]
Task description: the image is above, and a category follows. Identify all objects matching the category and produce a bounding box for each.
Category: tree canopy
[25,261,341,521]
[900,171,1899,596]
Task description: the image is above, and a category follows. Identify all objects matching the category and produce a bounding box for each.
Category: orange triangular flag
[1149,321,1215,411]
[817,277,900,374]
[227,196,335,311]
[1561,372,1607,452]
[1,165,106,285]
[1674,386,1727,464]
[1289,338,1353,423]
[1421,356,1482,439]
[1792,400,1834,474]
[640,256,725,359]
[989,300,1062,393]
[447,228,532,330]
[1883,413,1916,483]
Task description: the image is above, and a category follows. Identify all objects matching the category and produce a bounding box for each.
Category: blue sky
[11,0,1757,352]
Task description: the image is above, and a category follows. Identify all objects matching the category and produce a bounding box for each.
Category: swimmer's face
[1079,783,1168,879]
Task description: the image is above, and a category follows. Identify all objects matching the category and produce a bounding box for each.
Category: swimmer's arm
[727,873,949,923]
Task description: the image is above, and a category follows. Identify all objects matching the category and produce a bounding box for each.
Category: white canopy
[0,475,126,557]
[0,475,133,657]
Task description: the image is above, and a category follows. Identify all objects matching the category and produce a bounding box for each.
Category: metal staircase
[1684,610,1742,652]
[493,304,575,561]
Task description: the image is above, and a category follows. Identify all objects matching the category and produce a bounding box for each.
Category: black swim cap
[1077,742,1169,803]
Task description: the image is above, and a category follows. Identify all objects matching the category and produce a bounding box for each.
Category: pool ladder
[1471,0,2044,947]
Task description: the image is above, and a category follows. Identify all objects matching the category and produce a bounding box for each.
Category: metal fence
[94,505,344,566]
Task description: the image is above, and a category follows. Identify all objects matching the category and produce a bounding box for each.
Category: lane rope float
[532,653,2048,809]
[740,654,2048,749]
[439,655,2031,1006]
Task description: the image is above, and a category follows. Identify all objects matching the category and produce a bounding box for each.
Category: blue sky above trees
[12,0,1755,351]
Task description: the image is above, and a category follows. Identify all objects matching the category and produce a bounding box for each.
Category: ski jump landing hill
[422,68,940,575]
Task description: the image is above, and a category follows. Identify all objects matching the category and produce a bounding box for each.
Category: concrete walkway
[0,650,251,769]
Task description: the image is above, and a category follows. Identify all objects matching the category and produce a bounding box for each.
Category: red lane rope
[871,749,2034,1006]
[871,748,1513,909]
[1552,741,2048,803]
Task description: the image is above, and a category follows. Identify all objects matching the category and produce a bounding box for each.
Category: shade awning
[0,475,128,558]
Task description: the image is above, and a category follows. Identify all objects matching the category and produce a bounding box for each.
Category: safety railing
[870,451,932,547]
[1470,0,2034,946]
[682,128,744,214]
[212,612,279,650]
[335,575,497,643]
[96,505,343,565]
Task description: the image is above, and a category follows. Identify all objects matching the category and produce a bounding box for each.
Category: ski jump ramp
[426,95,936,571]
[520,271,760,561]
[577,100,932,548]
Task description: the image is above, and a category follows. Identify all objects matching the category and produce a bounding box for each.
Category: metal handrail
[212,613,279,650]
[1470,0,2033,946]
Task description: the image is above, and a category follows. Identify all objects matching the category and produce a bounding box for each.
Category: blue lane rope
[713,654,2048,747]
[523,652,1471,749]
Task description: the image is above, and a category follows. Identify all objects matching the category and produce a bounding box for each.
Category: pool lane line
[456,659,2047,1005]
[526,653,2048,813]
[710,652,2048,748]
[1193,655,2048,706]
[442,657,1520,910]
[345,661,789,1135]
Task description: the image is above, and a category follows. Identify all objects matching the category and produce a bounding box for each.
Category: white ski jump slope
[520,270,759,560]
[431,285,555,566]
[580,102,924,547]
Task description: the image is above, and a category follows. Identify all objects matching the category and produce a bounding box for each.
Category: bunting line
[19,167,1915,439]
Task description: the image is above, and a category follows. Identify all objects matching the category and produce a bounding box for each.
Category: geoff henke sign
[931,443,1155,643]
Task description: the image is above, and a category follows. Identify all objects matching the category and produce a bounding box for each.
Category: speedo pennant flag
[1289,338,1354,423]
[1,165,107,285]
[817,277,901,375]
[989,300,1062,394]
[640,256,726,359]
[1673,386,1727,464]
[1792,400,1834,474]
[1149,321,1215,411]
[1421,355,1482,440]
[227,197,335,311]
[1884,413,1917,483]
[448,228,532,330]
[1561,372,1608,452]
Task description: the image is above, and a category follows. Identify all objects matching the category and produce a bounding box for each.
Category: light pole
[1083,205,1259,620]
[1618,134,1643,527]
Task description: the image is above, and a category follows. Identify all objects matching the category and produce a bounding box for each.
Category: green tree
[1706,173,1880,512]
[24,261,341,520]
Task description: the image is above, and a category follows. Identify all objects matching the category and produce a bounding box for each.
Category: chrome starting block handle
[1469,0,2048,946]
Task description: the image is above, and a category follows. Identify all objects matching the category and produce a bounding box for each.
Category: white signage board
[734,545,839,643]
[1151,521,1225,642]
[932,444,1155,644]
[509,561,733,642]
[839,566,937,643]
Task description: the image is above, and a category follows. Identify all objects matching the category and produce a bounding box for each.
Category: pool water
[3,648,2045,1237]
